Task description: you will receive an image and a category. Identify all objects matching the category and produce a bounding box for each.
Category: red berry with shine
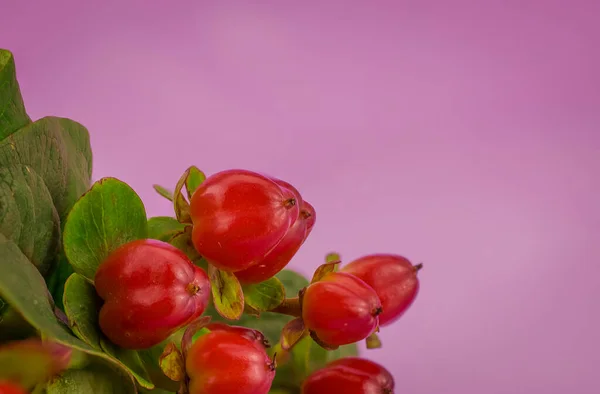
[302,272,382,346]
[206,323,270,349]
[341,254,421,326]
[235,202,316,284]
[95,239,210,349]
[0,381,27,394]
[302,357,394,394]
[186,330,275,394]
[190,169,299,272]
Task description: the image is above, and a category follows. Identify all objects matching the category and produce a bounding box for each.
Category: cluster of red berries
[0,169,420,394]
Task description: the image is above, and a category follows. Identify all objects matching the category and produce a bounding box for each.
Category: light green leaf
[147,216,185,241]
[0,164,60,275]
[0,234,153,389]
[185,166,206,199]
[152,184,174,202]
[63,273,102,349]
[46,362,136,394]
[243,277,285,311]
[0,49,31,141]
[208,265,244,321]
[63,177,147,281]
[0,116,93,223]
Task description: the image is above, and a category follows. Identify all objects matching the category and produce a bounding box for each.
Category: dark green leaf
[46,362,136,394]
[243,277,285,311]
[45,252,73,311]
[208,265,244,320]
[0,165,60,275]
[0,49,31,141]
[0,339,71,389]
[167,228,203,264]
[100,339,154,389]
[0,234,153,389]
[0,116,93,222]
[62,273,102,349]
[147,216,185,241]
[185,166,205,200]
[275,269,309,297]
[152,184,174,201]
[63,177,147,281]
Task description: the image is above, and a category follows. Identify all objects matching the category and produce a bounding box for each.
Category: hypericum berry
[302,357,394,394]
[186,330,275,394]
[341,254,421,326]
[302,272,382,347]
[190,169,299,272]
[327,357,394,391]
[235,201,316,284]
[206,322,270,349]
[95,239,210,349]
[0,381,27,394]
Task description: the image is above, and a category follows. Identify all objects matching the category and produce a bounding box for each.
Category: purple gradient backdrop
[2,0,599,392]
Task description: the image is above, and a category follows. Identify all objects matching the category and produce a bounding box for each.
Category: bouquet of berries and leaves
[0,49,422,394]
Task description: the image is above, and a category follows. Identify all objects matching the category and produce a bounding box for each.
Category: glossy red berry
[302,272,382,347]
[186,330,275,394]
[341,254,421,326]
[302,201,316,239]
[235,201,316,284]
[0,381,27,394]
[190,169,299,272]
[302,357,394,394]
[95,239,210,349]
[206,322,270,349]
[327,358,394,391]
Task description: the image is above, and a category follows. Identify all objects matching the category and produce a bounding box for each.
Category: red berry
[186,330,275,394]
[341,254,421,326]
[95,239,210,349]
[302,272,382,347]
[0,381,27,394]
[302,358,394,394]
[327,357,394,391]
[235,202,316,284]
[302,201,316,239]
[190,169,299,272]
[206,322,270,349]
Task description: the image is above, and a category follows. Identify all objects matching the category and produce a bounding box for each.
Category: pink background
[2,0,599,393]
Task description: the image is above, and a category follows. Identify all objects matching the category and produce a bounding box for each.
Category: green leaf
[184,166,206,200]
[62,273,102,349]
[100,340,154,390]
[0,116,93,223]
[46,362,136,394]
[147,216,185,241]
[0,164,60,275]
[325,252,341,264]
[0,49,31,141]
[0,234,153,389]
[138,342,180,392]
[276,269,309,297]
[0,339,71,389]
[280,317,306,351]
[365,332,382,349]
[243,277,286,311]
[326,342,359,361]
[310,261,340,284]
[208,265,244,321]
[63,177,147,281]
[45,252,73,311]
[168,229,203,264]
[152,184,174,201]
[173,168,193,224]
[158,342,185,382]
